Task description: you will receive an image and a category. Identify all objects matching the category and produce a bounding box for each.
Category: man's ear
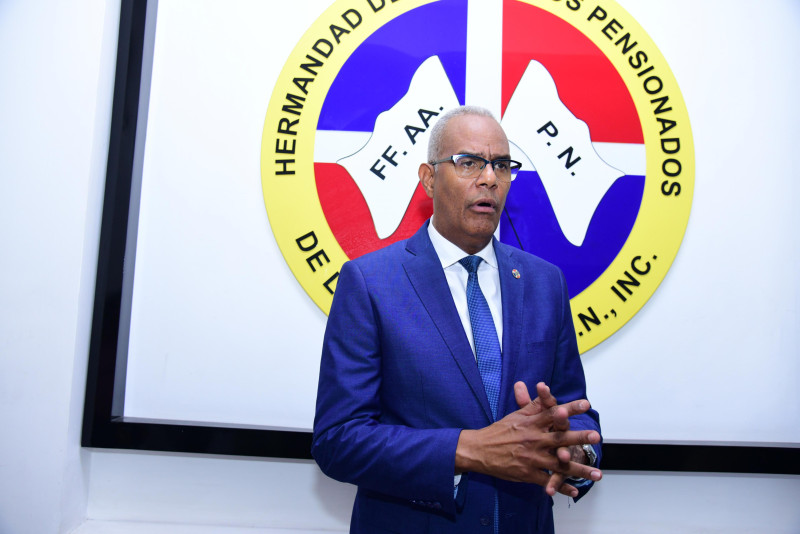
[419,162,435,199]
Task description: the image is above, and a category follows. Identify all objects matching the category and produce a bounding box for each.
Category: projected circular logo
[260,0,694,353]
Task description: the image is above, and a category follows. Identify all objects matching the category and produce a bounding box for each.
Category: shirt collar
[427,219,498,270]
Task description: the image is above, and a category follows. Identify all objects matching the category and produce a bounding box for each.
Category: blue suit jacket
[312,221,601,533]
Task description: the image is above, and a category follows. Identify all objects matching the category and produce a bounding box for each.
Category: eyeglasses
[430,154,522,182]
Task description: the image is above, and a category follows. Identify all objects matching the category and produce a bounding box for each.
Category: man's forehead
[442,114,509,156]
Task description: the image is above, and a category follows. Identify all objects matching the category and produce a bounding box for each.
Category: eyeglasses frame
[429,154,522,182]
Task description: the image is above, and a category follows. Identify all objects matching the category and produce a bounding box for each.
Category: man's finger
[544,429,602,452]
[536,402,585,432]
[556,445,572,464]
[545,471,578,498]
[517,381,559,415]
[514,381,532,410]
[554,459,603,482]
[550,398,592,419]
[536,469,579,498]
[535,382,557,409]
[557,482,579,498]
[524,469,579,498]
[550,405,571,432]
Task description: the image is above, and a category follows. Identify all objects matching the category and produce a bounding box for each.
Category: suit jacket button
[480,516,491,526]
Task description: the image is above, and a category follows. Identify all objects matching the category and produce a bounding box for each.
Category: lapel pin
[512,269,521,279]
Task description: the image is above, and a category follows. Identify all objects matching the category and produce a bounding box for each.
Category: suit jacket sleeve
[312,259,463,514]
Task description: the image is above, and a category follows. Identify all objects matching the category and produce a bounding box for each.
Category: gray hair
[427,106,497,163]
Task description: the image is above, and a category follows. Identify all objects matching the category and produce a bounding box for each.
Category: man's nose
[476,162,499,187]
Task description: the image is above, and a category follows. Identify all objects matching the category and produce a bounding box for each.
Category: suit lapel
[403,223,494,423]
[495,240,523,416]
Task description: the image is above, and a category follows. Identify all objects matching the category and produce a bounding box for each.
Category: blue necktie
[460,255,503,533]
[459,255,502,421]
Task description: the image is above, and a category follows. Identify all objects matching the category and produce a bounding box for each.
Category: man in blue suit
[313,106,602,533]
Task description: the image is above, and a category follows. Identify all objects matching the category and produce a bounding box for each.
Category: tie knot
[459,255,483,274]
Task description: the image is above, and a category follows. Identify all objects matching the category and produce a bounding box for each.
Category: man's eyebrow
[457,151,512,160]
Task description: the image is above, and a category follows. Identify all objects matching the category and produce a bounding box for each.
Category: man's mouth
[470,198,497,213]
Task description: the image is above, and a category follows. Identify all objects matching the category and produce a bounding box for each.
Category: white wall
[115,0,800,445]
[0,1,119,533]
[80,450,800,533]
[1,1,799,534]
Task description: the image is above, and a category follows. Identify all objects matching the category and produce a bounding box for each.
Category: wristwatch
[581,444,598,466]
[566,444,599,484]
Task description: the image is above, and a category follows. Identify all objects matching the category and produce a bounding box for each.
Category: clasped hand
[455,381,602,498]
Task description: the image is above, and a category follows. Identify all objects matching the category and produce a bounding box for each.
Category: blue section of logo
[500,172,645,297]
[318,0,468,132]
